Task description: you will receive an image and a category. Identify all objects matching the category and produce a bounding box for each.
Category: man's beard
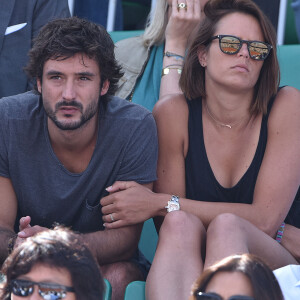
[43,98,99,131]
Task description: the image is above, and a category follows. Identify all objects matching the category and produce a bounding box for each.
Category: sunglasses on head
[11,279,75,300]
[196,292,255,300]
[210,35,272,61]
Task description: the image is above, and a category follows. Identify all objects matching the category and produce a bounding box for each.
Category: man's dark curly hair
[1,227,104,300]
[25,17,123,103]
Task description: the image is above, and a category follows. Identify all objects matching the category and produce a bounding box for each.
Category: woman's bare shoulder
[269,86,300,123]
[153,93,189,120]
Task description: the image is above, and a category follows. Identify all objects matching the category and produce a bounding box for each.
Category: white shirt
[274,265,300,300]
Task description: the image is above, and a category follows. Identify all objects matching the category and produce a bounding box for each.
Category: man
[0,0,70,98]
[0,17,158,300]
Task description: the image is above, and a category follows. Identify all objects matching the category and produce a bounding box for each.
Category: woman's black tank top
[185,96,300,227]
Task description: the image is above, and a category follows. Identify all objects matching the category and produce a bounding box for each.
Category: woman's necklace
[205,101,246,129]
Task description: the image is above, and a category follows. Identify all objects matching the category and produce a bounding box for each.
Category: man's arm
[85,182,153,265]
[16,216,142,266]
[0,177,18,265]
[82,223,143,266]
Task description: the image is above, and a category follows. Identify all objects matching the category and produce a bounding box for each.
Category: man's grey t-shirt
[0,92,158,233]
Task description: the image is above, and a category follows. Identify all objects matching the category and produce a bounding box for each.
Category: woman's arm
[160,0,202,97]
[153,94,189,196]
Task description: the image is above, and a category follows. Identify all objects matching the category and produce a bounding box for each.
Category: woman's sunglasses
[197,292,255,300]
[11,279,75,300]
[210,35,272,61]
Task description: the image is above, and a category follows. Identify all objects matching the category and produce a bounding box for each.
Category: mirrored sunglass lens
[39,286,67,300]
[249,42,269,60]
[220,36,241,53]
[11,281,34,297]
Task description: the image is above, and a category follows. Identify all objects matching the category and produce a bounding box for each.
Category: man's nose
[62,80,76,100]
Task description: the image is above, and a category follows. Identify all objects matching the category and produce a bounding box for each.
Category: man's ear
[197,46,208,67]
[100,79,110,96]
[37,78,42,94]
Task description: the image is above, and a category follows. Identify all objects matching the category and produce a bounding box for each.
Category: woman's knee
[159,211,206,243]
[207,213,247,239]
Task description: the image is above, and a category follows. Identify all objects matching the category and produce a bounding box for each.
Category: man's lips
[59,106,79,114]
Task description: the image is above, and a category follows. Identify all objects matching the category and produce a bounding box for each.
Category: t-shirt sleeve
[0,105,9,178]
[116,113,158,183]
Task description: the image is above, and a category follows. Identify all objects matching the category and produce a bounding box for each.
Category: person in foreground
[189,254,284,300]
[0,17,158,300]
[115,0,207,111]
[0,227,104,300]
[100,0,300,298]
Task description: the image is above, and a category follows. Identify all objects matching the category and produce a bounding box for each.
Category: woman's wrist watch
[165,195,180,213]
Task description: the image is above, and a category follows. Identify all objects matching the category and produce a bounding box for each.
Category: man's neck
[47,113,99,173]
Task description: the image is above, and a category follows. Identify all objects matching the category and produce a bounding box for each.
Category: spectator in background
[114,0,207,111]
[0,0,70,99]
[0,227,105,300]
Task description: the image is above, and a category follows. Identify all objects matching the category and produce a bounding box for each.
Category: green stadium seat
[138,218,158,263]
[124,281,146,300]
[110,30,143,43]
[278,44,300,89]
[104,278,112,300]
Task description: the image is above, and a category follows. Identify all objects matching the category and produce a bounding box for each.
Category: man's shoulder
[0,91,41,119]
[106,96,152,121]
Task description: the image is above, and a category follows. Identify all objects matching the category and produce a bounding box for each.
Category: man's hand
[14,216,48,248]
[101,181,155,229]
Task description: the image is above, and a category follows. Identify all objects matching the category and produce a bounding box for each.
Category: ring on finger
[177,2,187,11]
[110,213,115,222]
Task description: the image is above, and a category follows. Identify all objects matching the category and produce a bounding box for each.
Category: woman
[101,0,300,298]
[114,0,207,111]
[0,227,104,300]
[190,254,284,300]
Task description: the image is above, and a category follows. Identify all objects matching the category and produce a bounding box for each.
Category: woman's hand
[165,0,203,50]
[101,181,161,229]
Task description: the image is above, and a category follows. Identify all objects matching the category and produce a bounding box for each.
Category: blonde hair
[142,0,169,47]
